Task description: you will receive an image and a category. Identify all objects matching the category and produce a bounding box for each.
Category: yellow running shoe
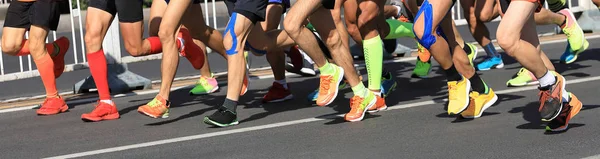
[447,76,471,115]
[461,89,498,118]
[344,92,377,122]
[137,95,170,118]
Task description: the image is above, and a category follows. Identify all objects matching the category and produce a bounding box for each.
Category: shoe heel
[103,113,121,120]
[60,104,69,112]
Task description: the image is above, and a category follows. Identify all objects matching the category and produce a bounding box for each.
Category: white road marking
[44,74,600,159]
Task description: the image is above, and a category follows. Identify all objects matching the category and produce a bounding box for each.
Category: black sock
[444,65,462,81]
[463,42,472,55]
[469,73,488,94]
[382,69,391,79]
[222,98,238,113]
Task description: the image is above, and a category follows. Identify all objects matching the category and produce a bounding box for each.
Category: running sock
[147,37,163,54]
[483,43,499,57]
[444,65,462,82]
[463,42,472,55]
[384,20,415,39]
[351,83,368,98]
[318,61,335,75]
[34,53,58,98]
[87,50,111,100]
[469,73,489,94]
[101,100,114,105]
[222,98,238,113]
[275,79,288,89]
[364,35,383,90]
[538,70,556,88]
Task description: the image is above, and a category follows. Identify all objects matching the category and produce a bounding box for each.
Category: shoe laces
[538,90,552,103]
[319,76,333,95]
[350,96,364,109]
[197,76,210,86]
[147,98,163,108]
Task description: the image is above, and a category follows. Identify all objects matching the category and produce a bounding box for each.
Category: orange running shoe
[546,92,582,132]
[344,92,377,122]
[367,93,388,113]
[37,96,69,115]
[178,28,205,70]
[81,101,120,122]
[137,95,170,118]
[316,64,344,106]
[50,36,70,78]
[539,74,566,121]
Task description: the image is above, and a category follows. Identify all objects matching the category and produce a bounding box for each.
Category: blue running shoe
[476,55,504,71]
[381,72,397,97]
[560,41,587,64]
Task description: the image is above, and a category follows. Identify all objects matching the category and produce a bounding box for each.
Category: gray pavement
[0,33,599,158]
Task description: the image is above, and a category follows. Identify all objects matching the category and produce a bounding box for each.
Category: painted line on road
[582,154,600,159]
[44,74,600,159]
[2,34,597,105]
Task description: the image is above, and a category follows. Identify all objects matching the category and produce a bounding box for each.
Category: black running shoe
[204,107,239,127]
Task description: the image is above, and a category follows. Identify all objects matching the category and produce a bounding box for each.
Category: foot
[81,101,120,122]
[262,82,293,103]
[189,75,219,95]
[476,55,504,71]
[36,96,69,115]
[461,89,498,118]
[546,92,582,132]
[381,72,397,97]
[367,93,388,113]
[307,79,348,102]
[447,77,471,115]
[316,64,344,106]
[344,92,377,122]
[559,9,588,64]
[137,95,170,118]
[411,44,432,78]
[204,107,239,127]
[506,68,539,87]
[51,36,70,78]
[178,28,205,70]
[465,43,478,67]
[286,46,317,76]
[539,74,566,121]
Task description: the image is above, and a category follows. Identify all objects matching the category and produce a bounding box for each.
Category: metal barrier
[0,0,595,84]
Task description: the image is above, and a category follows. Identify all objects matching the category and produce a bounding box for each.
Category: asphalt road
[0,32,598,158]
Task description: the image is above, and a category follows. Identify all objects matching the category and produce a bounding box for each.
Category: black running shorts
[4,0,61,30]
[322,0,335,9]
[224,0,267,24]
[88,0,144,22]
[499,0,545,14]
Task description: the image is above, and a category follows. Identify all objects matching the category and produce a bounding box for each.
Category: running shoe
[476,55,504,71]
[412,43,432,78]
[307,79,348,102]
[447,77,471,115]
[367,93,388,113]
[204,107,239,127]
[50,36,70,78]
[137,95,170,118]
[286,47,317,76]
[461,89,498,118]
[381,71,397,97]
[316,64,344,106]
[240,67,249,96]
[263,82,294,103]
[344,92,377,122]
[506,68,539,87]
[548,0,566,12]
[178,28,205,70]
[539,73,566,121]
[36,96,69,115]
[81,101,120,122]
[190,75,220,95]
[559,9,589,64]
[465,43,478,66]
[546,92,582,132]
[285,45,304,73]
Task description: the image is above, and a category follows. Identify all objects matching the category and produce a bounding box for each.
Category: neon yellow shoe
[506,68,539,87]
[344,92,377,122]
[559,9,589,64]
[466,43,478,67]
[447,76,471,115]
[461,89,498,118]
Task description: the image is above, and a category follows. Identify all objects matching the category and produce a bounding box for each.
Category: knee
[84,29,104,51]
[158,27,177,43]
[1,39,22,55]
[283,17,302,38]
[324,31,342,50]
[125,44,143,57]
[496,30,517,57]
[477,11,494,22]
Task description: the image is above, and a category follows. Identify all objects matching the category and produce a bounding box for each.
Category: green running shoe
[506,68,539,87]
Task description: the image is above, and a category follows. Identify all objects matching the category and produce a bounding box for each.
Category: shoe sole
[138,110,169,119]
[541,75,566,122]
[203,117,239,127]
[448,79,472,115]
[81,113,120,122]
[317,66,345,107]
[477,63,504,71]
[462,94,498,118]
[37,104,69,115]
[507,81,539,87]
[190,86,220,96]
[265,94,294,103]
[346,97,377,122]
[563,40,589,64]
[367,105,388,113]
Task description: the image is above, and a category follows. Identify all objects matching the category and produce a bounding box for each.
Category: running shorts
[4,0,61,30]
[88,0,144,22]
[224,0,267,24]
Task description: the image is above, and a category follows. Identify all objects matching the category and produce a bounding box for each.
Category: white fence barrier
[0,0,594,83]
